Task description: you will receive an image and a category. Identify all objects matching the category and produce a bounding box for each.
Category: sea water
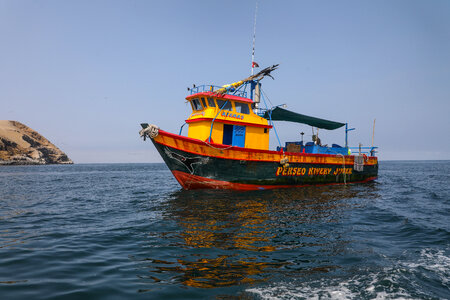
[0,161,448,299]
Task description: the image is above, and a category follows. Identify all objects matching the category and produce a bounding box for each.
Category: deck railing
[189,85,248,98]
[348,146,378,156]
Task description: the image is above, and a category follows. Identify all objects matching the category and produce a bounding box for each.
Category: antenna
[251,1,258,75]
[371,118,376,147]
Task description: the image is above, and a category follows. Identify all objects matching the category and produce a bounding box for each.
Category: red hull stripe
[185,117,273,129]
[154,130,378,166]
[172,170,378,191]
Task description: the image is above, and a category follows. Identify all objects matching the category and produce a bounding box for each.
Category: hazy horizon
[49,159,450,165]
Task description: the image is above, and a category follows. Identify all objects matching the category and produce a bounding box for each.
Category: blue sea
[0,161,449,299]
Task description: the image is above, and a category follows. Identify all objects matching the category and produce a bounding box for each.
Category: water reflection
[0,207,34,249]
[176,197,274,252]
[138,184,379,289]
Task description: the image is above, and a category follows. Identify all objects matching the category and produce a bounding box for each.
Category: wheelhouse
[185,92,271,150]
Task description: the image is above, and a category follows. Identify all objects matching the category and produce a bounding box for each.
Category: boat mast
[250,1,261,112]
[251,1,258,76]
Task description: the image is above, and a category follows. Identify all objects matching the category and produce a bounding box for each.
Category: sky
[1,0,449,163]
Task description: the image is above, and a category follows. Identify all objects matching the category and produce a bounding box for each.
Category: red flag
[252,61,259,68]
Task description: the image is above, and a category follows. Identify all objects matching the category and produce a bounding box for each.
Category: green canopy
[263,107,345,130]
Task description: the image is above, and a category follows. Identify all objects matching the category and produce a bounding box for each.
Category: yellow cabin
[185,92,271,150]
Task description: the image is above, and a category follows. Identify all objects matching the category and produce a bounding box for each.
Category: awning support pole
[345,123,355,149]
[208,100,229,143]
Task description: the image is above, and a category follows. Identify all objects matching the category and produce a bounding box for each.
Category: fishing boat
[140,65,378,190]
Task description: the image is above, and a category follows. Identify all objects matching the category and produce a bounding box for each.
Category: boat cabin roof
[186,92,253,104]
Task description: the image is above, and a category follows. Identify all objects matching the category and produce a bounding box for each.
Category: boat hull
[149,130,378,191]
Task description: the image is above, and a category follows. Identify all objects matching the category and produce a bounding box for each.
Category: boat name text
[190,112,205,118]
[276,167,353,176]
[221,111,244,120]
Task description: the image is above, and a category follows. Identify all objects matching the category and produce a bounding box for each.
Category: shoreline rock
[0,120,73,165]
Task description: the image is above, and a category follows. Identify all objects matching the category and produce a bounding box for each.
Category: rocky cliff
[0,120,73,165]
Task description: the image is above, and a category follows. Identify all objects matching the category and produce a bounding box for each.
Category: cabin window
[207,97,216,107]
[216,99,232,111]
[191,98,203,111]
[201,97,208,108]
[235,102,250,114]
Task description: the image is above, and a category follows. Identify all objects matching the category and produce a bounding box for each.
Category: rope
[336,153,347,185]
[139,124,159,141]
[202,140,234,150]
[261,87,275,109]
[266,109,283,150]
[179,123,187,135]
[208,100,229,143]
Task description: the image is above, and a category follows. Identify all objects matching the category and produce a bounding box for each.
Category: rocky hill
[0,120,73,165]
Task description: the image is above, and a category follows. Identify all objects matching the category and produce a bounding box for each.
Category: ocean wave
[401,248,450,287]
[247,247,449,299]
